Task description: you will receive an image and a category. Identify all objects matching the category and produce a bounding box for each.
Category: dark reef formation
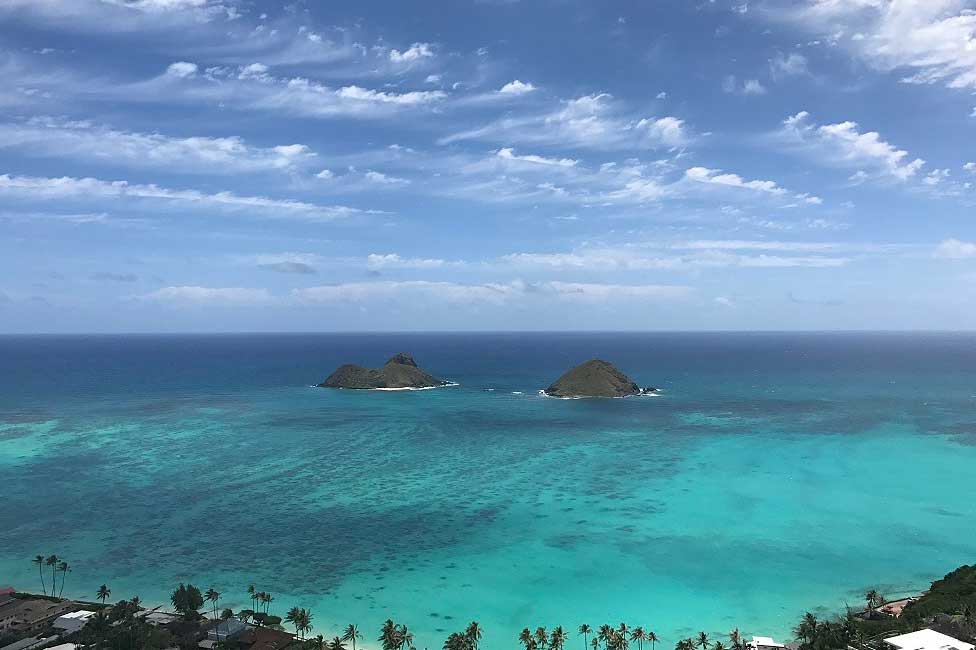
[543,359,656,398]
[318,353,448,389]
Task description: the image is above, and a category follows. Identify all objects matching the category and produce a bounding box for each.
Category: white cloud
[776,1,976,90]
[165,61,198,78]
[364,170,410,185]
[770,52,809,78]
[144,63,448,119]
[441,93,689,150]
[365,253,454,270]
[781,111,925,181]
[388,42,434,64]
[0,117,315,173]
[963,162,976,174]
[685,167,787,194]
[743,79,768,95]
[142,286,273,305]
[498,80,536,95]
[291,279,691,305]
[0,173,369,221]
[495,148,577,167]
[723,75,767,95]
[934,238,976,259]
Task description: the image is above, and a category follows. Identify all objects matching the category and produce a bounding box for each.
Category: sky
[2,0,976,332]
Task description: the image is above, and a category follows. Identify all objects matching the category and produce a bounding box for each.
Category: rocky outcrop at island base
[543,359,656,398]
[318,353,449,389]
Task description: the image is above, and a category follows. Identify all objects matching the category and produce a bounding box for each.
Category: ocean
[1,332,974,648]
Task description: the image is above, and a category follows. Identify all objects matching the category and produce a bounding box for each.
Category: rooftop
[884,629,975,650]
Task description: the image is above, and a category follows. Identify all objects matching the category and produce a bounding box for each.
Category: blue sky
[2,0,976,332]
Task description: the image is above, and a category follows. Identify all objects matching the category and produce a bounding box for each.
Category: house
[884,629,974,650]
[749,637,786,650]
[52,610,95,634]
[206,618,246,641]
[0,598,74,634]
[235,627,296,650]
[139,610,180,627]
[0,636,55,650]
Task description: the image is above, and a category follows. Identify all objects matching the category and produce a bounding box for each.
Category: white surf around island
[310,381,461,391]
[537,388,662,399]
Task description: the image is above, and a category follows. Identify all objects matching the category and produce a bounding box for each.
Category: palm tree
[247,585,256,611]
[676,640,695,650]
[591,638,599,650]
[45,555,59,596]
[551,626,568,650]
[286,607,301,630]
[714,643,726,650]
[204,589,221,642]
[295,608,313,640]
[33,555,46,595]
[466,621,483,650]
[865,589,884,615]
[598,625,613,650]
[697,633,709,650]
[795,612,818,644]
[728,630,742,650]
[521,628,534,650]
[398,624,414,650]
[580,624,593,650]
[57,562,69,598]
[330,637,348,650]
[631,627,647,650]
[381,619,399,650]
[535,627,549,650]
[96,584,111,604]
[345,624,364,650]
[648,631,659,650]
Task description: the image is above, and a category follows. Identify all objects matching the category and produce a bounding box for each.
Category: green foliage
[904,565,976,620]
[170,583,204,619]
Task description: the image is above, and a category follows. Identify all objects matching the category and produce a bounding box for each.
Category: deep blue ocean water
[1,333,975,647]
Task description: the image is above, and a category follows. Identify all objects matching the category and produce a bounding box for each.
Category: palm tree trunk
[38,566,46,596]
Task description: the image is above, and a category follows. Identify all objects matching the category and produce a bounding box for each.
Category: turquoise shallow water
[1,333,975,648]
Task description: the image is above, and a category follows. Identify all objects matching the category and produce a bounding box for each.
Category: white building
[52,610,94,634]
[884,629,974,650]
[749,637,786,650]
[45,645,78,650]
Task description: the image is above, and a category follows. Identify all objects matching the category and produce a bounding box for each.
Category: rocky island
[543,359,657,398]
[318,353,450,390]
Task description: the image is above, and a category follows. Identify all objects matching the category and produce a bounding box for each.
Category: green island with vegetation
[3,558,975,650]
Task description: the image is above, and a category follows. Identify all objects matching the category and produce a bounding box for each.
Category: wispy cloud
[0,173,372,221]
[0,117,315,173]
[440,93,690,150]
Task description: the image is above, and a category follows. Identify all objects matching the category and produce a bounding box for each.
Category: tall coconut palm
[57,561,69,598]
[865,589,884,615]
[697,632,709,650]
[380,619,399,650]
[330,637,348,650]
[795,613,818,644]
[598,625,613,650]
[96,584,111,604]
[591,638,599,650]
[728,630,742,650]
[296,608,313,640]
[286,607,301,629]
[631,627,647,650]
[648,631,659,650]
[520,628,534,650]
[551,626,568,650]
[535,627,549,650]
[398,624,414,650]
[344,624,363,650]
[466,621,483,650]
[33,555,46,595]
[205,589,221,641]
[579,624,593,650]
[714,643,726,650]
[45,555,59,596]
[247,585,256,611]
